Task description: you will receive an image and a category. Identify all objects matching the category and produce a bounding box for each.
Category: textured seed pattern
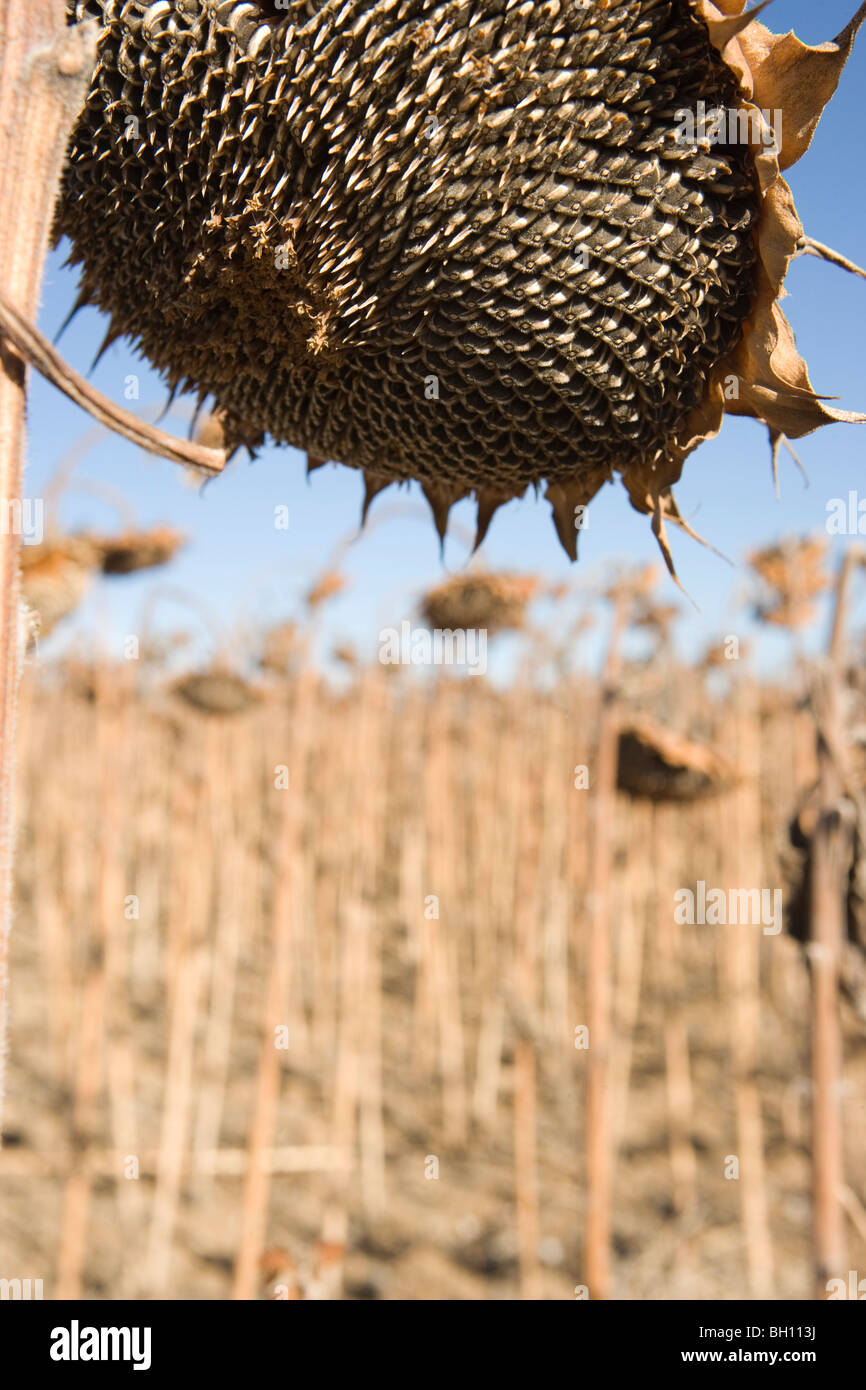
[57,0,759,500]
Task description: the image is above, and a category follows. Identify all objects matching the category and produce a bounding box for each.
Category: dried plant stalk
[193,734,246,1163]
[355,675,387,1217]
[584,590,628,1299]
[653,805,697,1224]
[726,683,775,1298]
[54,941,106,1298]
[0,293,226,474]
[808,557,859,1296]
[512,752,542,1301]
[809,770,849,1296]
[0,0,97,1132]
[141,742,209,1298]
[232,670,316,1299]
[425,690,468,1146]
[609,799,647,1180]
[472,700,515,1128]
[97,680,143,1296]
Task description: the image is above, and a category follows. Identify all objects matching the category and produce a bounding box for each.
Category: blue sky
[23,0,866,677]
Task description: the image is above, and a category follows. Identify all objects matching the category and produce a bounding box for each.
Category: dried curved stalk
[0,291,226,475]
[794,236,866,282]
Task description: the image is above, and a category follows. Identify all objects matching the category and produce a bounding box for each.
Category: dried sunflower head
[171,667,260,713]
[632,599,680,645]
[86,524,186,574]
[20,535,102,640]
[420,569,539,632]
[748,534,829,627]
[56,0,865,564]
[616,715,734,800]
[259,618,299,673]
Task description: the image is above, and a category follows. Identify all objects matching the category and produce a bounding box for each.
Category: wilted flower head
[87,525,186,575]
[749,536,829,628]
[171,668,260,715]
[617,716,734,801]
[420,570,539,634]
[56,1,865,567]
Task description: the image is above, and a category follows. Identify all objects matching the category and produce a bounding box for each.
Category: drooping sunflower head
[748,534,830,627]
[420,569,539,633]
[616,716,734,801]
[56,0,865,566]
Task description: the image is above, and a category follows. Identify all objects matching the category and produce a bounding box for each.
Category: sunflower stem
[0,0,97,1134]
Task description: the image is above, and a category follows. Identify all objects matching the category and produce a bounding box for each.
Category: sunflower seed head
[55,1,861,558]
